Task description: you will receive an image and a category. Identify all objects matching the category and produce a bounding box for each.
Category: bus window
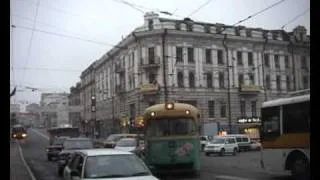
[283,101,309,133]
[261,106,280,139]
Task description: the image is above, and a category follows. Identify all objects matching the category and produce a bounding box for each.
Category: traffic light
[91,95,96,112]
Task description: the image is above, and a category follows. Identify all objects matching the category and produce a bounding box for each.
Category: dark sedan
[46,136,68,161]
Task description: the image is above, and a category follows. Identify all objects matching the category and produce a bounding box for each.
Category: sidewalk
[10,142,33,180]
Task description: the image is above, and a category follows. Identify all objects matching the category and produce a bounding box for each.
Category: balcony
[139,83,160,95]
[115,85,126,94]
[239,84,262,94]
[115,64,125,73]
[141,57,160,69]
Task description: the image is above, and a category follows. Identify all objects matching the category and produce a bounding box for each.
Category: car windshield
[106,135,122,141]
[116,139,136,147]
[146,117,196,137]
[63,140,93,149]
[212,138,225,144]
[84,154,151,178]
[53,138,66,145]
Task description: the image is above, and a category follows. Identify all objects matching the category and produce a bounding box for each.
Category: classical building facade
[81,12,310,137]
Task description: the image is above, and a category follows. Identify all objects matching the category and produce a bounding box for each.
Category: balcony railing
[239,84,262,94]
[141,57,160,69]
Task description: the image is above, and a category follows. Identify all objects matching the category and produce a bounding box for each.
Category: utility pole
[222,34,232,134]
[162,29,168,103]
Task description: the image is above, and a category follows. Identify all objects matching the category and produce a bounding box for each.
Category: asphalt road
[15,128,293,180]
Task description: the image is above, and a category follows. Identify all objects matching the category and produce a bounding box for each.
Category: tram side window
[283,102,309,133]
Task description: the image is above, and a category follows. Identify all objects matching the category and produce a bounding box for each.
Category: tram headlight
[165,103,174,110]
[22,133,27,138]
[185,110,190,115]
[150,112,155,117]
[13,134,17,138]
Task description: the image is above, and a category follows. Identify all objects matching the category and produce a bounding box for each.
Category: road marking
[215,175,254,180]
[30,129,49,140]
[18,143,37,180]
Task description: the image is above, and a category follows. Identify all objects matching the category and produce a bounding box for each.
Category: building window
[130,103,135,117]
[206,72,213,88]
[188,48,194,63]
[286,76,291,91]
[237,51,243,66]
[272,32,278,40]
[240,100,246,117]
[264,54,270,67]
[176,47,183,62]
[246,30,252,37]
[148,47,155,64]
[266,75,271,90]
[249,73,255,85]
[303,76,308,89]
[177,72,184,88]
[186,23,193,31]
[220,102,226,118]
[285,55,289,68]
[132,52,135,67]
[238,74,244,87]
[189,72,195,88]
[248,52,253,66]
[148,20,153,31]
[251,101,257,117]
[148,101,155,106]
[149,73,156,84]
[206,49,212,64]
[218,50,224,65]
[301,56,307,70]
[235,28,240,36]
[208,101,215,118]
[204,25,210,33]
[276,75,281,90]
[175,22,180,30]
[219,72,225,89]
[275,55,280,69]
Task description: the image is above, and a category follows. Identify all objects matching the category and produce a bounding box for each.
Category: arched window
[177,72,184,88]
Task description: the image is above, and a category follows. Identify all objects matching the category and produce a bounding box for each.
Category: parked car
[200,136,211,151]
[114,138,138,152]
[63,149,159,180]
[204,136,238,156]
[223,134,251,152]
[250,140,262,151]
[57,137,94,177]
[102,134,138,148]
[46,136,68,161]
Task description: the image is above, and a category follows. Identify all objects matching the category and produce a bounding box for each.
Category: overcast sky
[10,0,310,110]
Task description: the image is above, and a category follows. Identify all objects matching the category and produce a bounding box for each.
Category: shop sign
[237,117,261,124]
[139,83,159,94]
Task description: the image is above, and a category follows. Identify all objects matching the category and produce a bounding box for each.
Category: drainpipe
[222,34,232,134]
[261,32,268,101]
[162,29,168,103]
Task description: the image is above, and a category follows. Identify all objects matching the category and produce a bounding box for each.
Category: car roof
[76,148,133,156]
[65,137,92,141]
[118,138,137,141]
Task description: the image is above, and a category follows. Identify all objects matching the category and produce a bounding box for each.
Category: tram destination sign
[237,117,261,124]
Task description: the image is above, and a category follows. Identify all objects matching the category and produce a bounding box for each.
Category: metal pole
[222,34,232,134]
[162,29,168,103]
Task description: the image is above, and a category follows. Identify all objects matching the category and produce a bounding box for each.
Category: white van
[222,134,251,152]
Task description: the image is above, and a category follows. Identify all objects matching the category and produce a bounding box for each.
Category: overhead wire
[187,0,214,18]
[12,24,126,49]
[12,14,99,40]
[113,0,145,14]
[232,0,287,26]
[281,8,310,30]
[21,0,40,87]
